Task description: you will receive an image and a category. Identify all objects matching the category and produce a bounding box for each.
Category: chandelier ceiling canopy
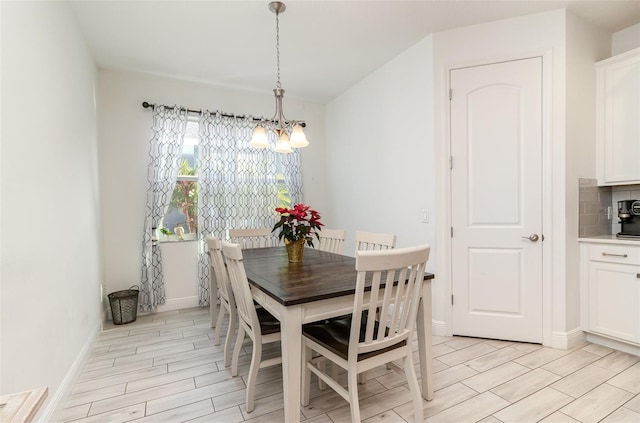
[249,1,308,153]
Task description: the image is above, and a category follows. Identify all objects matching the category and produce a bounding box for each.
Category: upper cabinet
[596,48,640,186]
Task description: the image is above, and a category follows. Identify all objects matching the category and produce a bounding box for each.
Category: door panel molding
[450,57,543,343]
[436,50,555,348]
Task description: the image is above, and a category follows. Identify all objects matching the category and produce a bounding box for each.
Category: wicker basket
[108,285,139,325]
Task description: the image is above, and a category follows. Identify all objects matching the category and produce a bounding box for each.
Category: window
[158,116,300,242]
[160,120,199,241]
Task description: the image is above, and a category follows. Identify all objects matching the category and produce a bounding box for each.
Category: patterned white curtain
[196,111,304,305]
[279,146,304,206]
[140,105,188,311]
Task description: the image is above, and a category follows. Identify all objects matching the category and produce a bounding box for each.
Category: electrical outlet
[606,206,613,220]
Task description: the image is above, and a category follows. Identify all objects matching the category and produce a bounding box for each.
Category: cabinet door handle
[602,252,628,258]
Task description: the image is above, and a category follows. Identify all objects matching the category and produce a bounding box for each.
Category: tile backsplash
[578,178,640,237]
[578,178,612,237]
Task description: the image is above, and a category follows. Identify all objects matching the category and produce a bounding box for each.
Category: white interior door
[450,57,543,343]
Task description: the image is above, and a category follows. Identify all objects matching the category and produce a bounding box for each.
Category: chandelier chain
[249,2,308,152]
[275,10,281,89]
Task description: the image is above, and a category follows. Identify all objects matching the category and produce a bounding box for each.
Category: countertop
[578,235,640,245]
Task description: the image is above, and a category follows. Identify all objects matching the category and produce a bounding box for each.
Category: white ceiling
[70,0,640,104]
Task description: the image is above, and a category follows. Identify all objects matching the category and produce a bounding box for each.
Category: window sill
[158,235,198,243]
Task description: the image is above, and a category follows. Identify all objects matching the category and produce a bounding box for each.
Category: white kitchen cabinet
[596,48,640,186]
[581,241,640,347]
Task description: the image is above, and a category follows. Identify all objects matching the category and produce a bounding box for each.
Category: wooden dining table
[241,246,435,423]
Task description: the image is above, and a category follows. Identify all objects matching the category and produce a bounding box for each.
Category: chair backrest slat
[355,231,396,252]
[318,229,346,254]
[350,244,430,358]
[206,237,233,306]
[222,241,260,335]
[229,228,274,249]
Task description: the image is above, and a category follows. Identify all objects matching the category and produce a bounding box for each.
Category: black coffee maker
[617,199,640,239]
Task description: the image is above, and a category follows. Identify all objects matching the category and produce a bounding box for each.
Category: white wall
[432,9,568,343]
[433,10,603,347]
[565,14,611,332]
[0,1,102,418]
[97,70,326,306]
[325,10,586,343]
[325,37,436,260]
[612,23,640,55]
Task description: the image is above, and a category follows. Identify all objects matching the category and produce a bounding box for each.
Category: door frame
[436,50,554,347]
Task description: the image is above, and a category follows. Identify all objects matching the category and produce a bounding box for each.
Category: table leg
[280,305,302,423]
[417,280,434,400]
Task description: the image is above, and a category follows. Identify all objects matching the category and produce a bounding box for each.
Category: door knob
[521,234,539,242]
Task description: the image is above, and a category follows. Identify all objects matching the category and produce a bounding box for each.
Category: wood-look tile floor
[60,307,640,422]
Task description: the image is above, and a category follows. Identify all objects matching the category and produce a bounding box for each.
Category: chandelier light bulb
[274,131,293,153]
[290,124,309,148]
[249,124,269,148]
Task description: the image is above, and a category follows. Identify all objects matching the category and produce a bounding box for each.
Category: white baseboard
[107,296,202,321]
[550,328,586,350]
[138,296,201,316]
[432,319,449,337]
[585,333,640,357]
[36,311,105,423]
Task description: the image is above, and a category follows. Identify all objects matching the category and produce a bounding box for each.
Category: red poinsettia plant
[272,204,323,247]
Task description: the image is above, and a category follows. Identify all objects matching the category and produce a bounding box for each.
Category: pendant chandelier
[249,1,308,153]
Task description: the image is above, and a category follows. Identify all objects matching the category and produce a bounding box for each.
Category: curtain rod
[141,101,306,127]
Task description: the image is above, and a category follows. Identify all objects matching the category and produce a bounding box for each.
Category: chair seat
[303,314,406,361]
[256,307,281,335]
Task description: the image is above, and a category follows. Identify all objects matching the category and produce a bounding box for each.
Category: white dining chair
[206,236,236,368]
[317,228,346,254]
[315,228,347,388]
[355,230,397,252]
[222,241,282,413]
[302,244,430,423]
[228,227,275,249]
[353,230,398,383]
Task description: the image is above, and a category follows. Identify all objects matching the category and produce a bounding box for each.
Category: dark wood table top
[242,246,435,306]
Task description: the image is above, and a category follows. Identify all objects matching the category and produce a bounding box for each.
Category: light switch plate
[421,210,429,223]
